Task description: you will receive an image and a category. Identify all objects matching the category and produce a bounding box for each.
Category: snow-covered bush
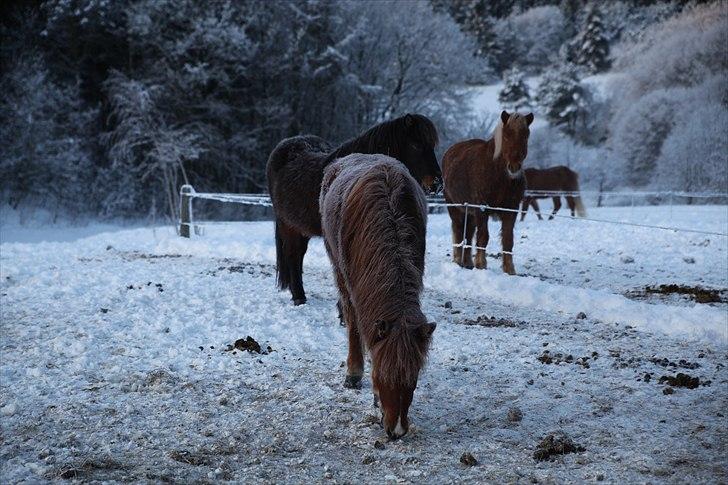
[498,68,531,111]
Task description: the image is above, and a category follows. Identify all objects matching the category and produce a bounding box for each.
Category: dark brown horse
[267,114,441,305]
[442,110,533,274]
[320,153,435,439]
[521,166,586,220]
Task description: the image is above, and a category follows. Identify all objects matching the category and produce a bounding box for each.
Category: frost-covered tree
[498,68,531,111]
[609,2,727,191]
[655,104,728,196]
[535,64,588,135]
[494,6,567,73]
[0,52,96,215]
[568,3,610,73]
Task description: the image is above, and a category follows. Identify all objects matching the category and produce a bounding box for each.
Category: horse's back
[525,165,577,192]
[442,138,492,202]
[321,154,427,291]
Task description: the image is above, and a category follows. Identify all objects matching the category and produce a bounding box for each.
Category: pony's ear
[525,113,534,126]
[501,110,510,125]
[421,322,436,337]
[404,114,414,127]
[375,319,389,339]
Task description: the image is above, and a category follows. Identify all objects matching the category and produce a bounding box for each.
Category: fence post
[179,185,193,238]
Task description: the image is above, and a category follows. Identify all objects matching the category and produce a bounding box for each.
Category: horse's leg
[501,212,517,275]
[275,220,310,305]
[566,196,576,217]
[548,197,562,220]
[340,281,363,389]
[462,212,475,269]
[474,212,490,269]
[447,206,463,265]
[291,234,310,305]
[531,199,543,220]
[520,198,530,221]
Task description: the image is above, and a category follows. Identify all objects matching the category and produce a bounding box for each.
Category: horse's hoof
[344,375,362,389]
[293,298,307,306]
[504,267,516,276]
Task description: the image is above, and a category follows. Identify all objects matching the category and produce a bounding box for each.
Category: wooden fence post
[179,185,193,238]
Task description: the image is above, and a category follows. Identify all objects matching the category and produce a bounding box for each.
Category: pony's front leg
[501,212,517,275]
[531,199,543,220]
[344,316,364,389]
[474,211,489,269]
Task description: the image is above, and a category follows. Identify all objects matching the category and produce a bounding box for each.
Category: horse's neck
[328,137,375,162]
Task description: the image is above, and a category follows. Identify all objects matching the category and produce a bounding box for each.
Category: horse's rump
[524,166,579,194]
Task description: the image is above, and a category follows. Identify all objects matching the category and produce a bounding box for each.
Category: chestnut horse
[267,114,441,305]
[443,110,533,274]
[521,166,586,220]
[320,153,436,439]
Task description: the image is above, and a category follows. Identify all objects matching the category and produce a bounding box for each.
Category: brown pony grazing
[320,153,436,440]
[442,110,533,274]
[521,166,586,220]
[267,114,441,305]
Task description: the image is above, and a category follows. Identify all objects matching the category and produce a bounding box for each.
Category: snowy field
[1,205,727,483]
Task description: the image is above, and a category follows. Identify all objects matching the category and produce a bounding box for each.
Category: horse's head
[495,110,534,178]
[398,114,443,194]
[371,319,436,439]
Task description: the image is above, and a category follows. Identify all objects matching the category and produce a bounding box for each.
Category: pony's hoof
[293,298,307,306]
[504,267,516,276]
[474,258,487,270]
[344,375,362,389]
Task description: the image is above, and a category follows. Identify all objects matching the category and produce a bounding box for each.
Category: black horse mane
[326,114,439,163]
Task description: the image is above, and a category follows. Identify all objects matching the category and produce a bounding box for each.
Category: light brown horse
[521,166,586,220]
[320,153,435,439]
[443,110,533,274]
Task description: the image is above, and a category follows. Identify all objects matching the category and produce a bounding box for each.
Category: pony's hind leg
[549,197,562,220]
[500,212,517,275]
[566,196,576,217]
[474,211,490,269]
[275,219,309,304]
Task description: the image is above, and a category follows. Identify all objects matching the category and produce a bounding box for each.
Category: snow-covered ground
[1,206,727,483]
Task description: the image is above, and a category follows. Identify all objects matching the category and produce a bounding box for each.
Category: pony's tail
[573,173,587,217]
[274,220,291,290]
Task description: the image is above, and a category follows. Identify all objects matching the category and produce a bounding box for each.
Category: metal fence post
[180,185,193,238]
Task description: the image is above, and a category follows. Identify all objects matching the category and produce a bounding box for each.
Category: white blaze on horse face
[392,416,407,438]
[507,166,523,179]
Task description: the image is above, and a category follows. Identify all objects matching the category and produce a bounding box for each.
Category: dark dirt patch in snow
[625,284,727,305]
[537,350,593,368]
[225,336,272,355]
[460,315,524,327]
[49,457,125,480]
[533,432,586,461]
[658,372,708,389]
[206,261,274,277]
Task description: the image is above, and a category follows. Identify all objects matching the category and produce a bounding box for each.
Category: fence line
[428,201,728,237]
[178,185,728,238]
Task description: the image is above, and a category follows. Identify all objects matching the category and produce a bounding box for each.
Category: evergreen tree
[535,64,588,135]
[498,68,531,111]
[570,3,610,73]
